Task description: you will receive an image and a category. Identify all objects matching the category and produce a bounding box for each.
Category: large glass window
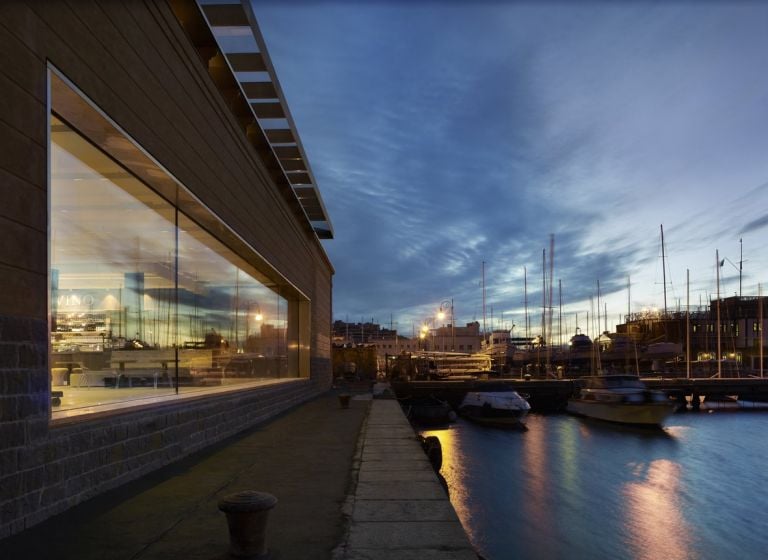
[175,214,290,383]
[50,113,302,418]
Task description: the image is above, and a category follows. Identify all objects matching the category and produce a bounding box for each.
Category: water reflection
[623,459,694,560]
[556,418,580,491]
[422,420,529,556]
[571,415,677,440]
[420,424,474,540]
[521,416,552,542]
[422,413,767,560]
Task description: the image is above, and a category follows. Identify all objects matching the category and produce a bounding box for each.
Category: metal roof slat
[228,52,267,72]
[286,172,311,185]
[273,145,301,158]
[251,102,285,119]
[280,159,306,172]
[265,129,295,144]
[201,4,249,27]
[194,0,333,239]
[293,186,316,195]
[242,81,278,99]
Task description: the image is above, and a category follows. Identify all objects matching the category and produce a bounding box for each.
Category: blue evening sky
[254,1,768,339]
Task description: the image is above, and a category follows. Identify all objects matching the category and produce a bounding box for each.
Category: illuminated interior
[49,102,304,418]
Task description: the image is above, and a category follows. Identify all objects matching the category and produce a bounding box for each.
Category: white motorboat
[566,375,676,427]
[458,391,531,427]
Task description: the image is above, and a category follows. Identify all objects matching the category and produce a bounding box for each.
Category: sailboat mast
[233,269,240,349]
[524,266,529,339]
[597,279,601,333]
[596,281,603,374]
[739,237,743,298]
[559,279,563,348]
[546,235,555,372]
[686,268,691,379]
[541,249,546,346]
[482,260,487,338]
[757,284,763,378]
[716,249,722,378]
[661,224,668,316]
[548,234,555,353]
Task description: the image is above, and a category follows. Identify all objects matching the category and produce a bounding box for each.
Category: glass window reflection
[50,116,299,417]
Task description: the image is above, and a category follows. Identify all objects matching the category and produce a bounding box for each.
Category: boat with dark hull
[400,395,456,425]
[567,375,676,427]
[736,395,768,409]
[701,394,740,410]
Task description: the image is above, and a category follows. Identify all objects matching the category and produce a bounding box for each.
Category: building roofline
[189,0,334,240]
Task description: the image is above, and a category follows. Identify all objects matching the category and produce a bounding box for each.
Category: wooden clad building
[0,0,334,537]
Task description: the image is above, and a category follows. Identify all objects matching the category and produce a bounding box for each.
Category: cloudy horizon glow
[255,1,768,341]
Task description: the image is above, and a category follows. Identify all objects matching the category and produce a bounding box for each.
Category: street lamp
[246,301,263,350]
[438,299,455,352]
[420,321,435,352]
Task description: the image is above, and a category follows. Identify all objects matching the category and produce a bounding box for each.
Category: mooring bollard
[218,491,277,559]
[338,393,351,408]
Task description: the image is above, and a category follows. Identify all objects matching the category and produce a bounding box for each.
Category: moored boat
[458,391,531,427]
[400,395,456,425]
[736,393,768,409]
[701,394,740,411]
[566,375,676,427]
[413,352,492,380]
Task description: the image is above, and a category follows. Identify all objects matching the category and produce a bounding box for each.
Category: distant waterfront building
[332,319,482,353]
[332,319,484,377]
[365,321,483,354]
[367,334,420,354]
[615,296,767,373]
[332,320,396,345]
[1,1,334,538]
[429,321,483,353]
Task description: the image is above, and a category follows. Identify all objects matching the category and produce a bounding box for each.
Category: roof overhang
[180,0,334,239]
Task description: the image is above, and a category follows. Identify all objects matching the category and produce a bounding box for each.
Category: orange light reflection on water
[419,427,477,537]
[520,419,551,534]
[623,459,694,560]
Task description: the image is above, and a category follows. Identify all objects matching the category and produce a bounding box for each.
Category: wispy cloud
[256,1,768,331]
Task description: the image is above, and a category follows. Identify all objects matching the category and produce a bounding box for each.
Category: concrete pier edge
[335,394,478,560]
[331,397,369,559]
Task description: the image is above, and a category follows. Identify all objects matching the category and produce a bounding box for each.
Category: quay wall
[393,378,768,412]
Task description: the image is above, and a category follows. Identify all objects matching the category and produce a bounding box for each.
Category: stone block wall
[0,377,321,538]
[0,315,50,539]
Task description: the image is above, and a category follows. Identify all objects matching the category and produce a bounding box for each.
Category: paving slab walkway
[1,389,477,560]
[335,398,477,560]
[0,393,369,560]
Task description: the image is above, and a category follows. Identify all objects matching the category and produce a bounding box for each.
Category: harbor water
[422,410,768,560]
